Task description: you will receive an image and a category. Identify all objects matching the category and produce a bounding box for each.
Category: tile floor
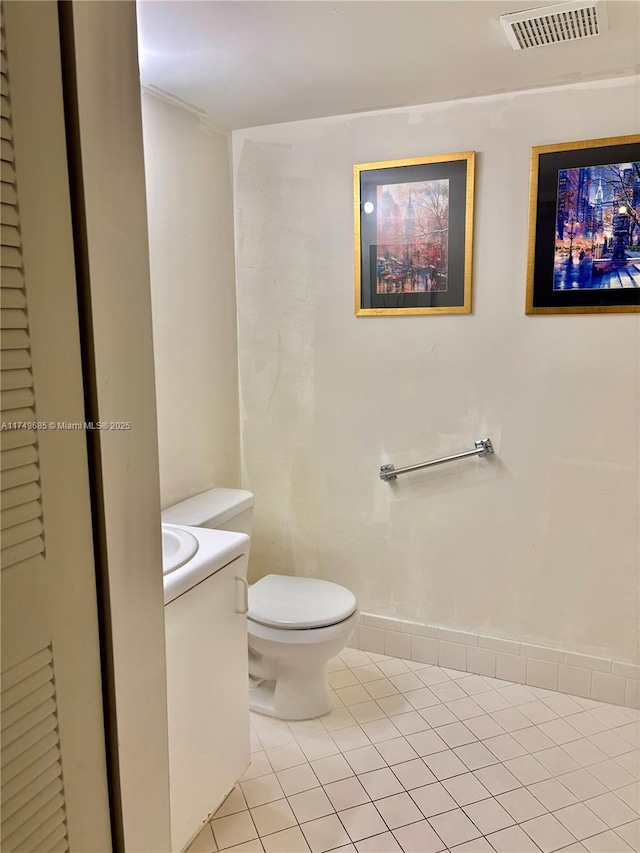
[187,648,640,853]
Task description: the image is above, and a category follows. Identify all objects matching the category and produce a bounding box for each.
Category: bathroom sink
[162,524,199,575]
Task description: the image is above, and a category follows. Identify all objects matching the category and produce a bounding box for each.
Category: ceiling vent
[500,0,608,50]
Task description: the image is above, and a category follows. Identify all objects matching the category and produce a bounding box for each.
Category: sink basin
[162,524,199,575]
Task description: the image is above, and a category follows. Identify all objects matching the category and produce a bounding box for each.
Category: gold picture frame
[354,152,475,316]
[526,135,640,315]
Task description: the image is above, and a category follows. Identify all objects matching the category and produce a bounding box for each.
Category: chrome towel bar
[380,438,494,481]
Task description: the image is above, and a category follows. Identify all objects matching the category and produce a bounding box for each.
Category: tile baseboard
[351,612,640,710]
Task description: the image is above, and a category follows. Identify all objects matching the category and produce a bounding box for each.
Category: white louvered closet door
[1,4,111,852]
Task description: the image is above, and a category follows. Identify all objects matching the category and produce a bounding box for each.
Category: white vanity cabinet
[163,527,250,853]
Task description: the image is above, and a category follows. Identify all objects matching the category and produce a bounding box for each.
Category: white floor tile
[487,824,541,852]
[211,811,258,851]
[405,729,448,757]
[288,786,335,822]
[454,741,499,771]
[390,710,430,735]
[553,802,608,840]
[527,778,578,811]
[392,819,446,853]
[558,768,608,800]
[324,777,370,811]
[359,718,400,744]
[449,835,495,852]
[463,797,515,834]
[358,767,404,800]
[250,799,297,836]
[257,723,295,750]
[241,774,286,808]
[364,679,399,700]
[338,803,387,842]
[300,814,352,853]
[473,763,521,795]
[511,726,556,753]
[351,664,386,684]
[446,698,485,721]
[534,746,580,777]
[589,730,633,758]
[442,772,491,806]
[276,764,320,797]
[336,685,373,706]
[349,701,386,725]
[584,791,639,828]
[375,694,415,717]
[589,759,636,791]
[265,743,307,772]
[485,733,528,762]
[419,704,458,728]
[310,754,354,785]
[562,738,608,768]
[538,719,582,746]
[519,812,576,853]
[436,721,478,748]
[581,829,633,852]
[504,754,552,785]
[391,758,437,790]
[428,807,482,847]
[374,737,419,766]
[615,819,640,849]
[374,791,423,829]
[463,714,505,740]
[423,748,469,780]
[220,840,264,853]
[262,826,311,853]
[343,745,386,774]
[355,831,402,852]
[322,708,357,732]
[409,781,458,817]
[497,786,548,822]
[615,780,640,810]
[299,735,340,762]
[331,726,372,753]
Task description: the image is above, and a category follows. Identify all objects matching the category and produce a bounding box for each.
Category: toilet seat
[248,574,357,629]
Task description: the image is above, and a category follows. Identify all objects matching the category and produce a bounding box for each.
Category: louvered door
[1,4,111,851]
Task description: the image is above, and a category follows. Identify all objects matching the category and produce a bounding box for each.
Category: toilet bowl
[162,489,359,721]
[247,574,358,720]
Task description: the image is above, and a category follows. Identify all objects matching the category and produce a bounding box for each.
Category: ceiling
[136,1,640,130]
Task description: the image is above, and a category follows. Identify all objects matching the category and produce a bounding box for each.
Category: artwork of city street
[554,160,640,290]
[376,179,449,294]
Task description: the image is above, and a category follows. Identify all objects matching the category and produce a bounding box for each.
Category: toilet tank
[161,488,254,536]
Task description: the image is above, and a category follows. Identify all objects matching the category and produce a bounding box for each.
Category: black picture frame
[354,153,475,316]
[526,135,640,315]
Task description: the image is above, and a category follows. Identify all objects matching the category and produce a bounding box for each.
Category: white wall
[142,94,240,508]
[233,77,640,664]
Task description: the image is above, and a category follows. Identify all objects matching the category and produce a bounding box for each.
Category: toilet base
[248,668,331,721]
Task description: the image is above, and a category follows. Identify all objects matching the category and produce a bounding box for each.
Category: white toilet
[162,488,358,720]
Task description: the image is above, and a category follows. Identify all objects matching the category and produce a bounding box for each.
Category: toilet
[162,488,358,720]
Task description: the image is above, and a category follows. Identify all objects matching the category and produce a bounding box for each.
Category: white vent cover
[500,0,608,50]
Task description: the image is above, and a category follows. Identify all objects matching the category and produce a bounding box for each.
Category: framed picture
[526,135,640,315]
[354,152,475,316]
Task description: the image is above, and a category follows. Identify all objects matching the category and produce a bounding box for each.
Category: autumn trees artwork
[375,178,450,294]
[355,153,474,316]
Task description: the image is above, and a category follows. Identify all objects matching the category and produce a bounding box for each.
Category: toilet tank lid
[248,574,357,629]
[161,488,254,527]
